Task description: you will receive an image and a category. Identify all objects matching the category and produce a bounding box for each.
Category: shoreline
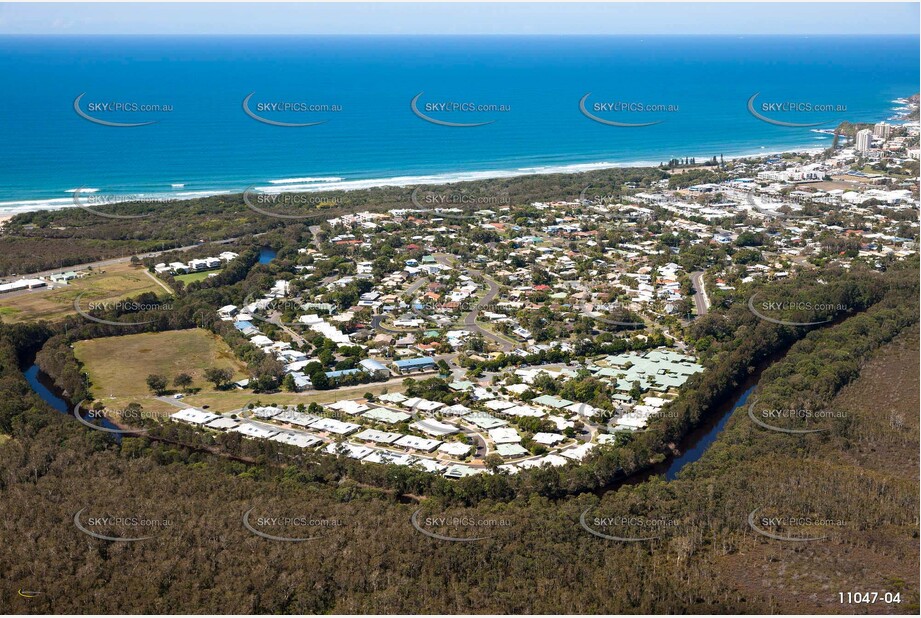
[0,145,830,218]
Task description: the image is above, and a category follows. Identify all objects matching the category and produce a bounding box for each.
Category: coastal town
[1,103,916,481]
[1,4,919,615]
[51,108,908,480]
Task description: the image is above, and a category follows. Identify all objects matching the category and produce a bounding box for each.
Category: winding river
[23,353,768,482]
[24,360,121,433]
[23,362,69,412]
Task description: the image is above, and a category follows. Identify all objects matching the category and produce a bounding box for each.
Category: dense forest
[0,247,917,612]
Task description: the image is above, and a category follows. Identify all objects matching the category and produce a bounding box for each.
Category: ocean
[0,35,917,214]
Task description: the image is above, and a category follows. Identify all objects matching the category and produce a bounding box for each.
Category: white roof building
[437,442,472,457]
[170,409,219,426]
[270,432,323,448]
[395,435,442,452]
[410,419,458,437]
[533,432,566,446]
[232,423,279,439]
[325,442,374,459]
[377,392,408,404]
[489,427,522,444]
[362,408,412,424]
[560,443,595,461]
[484,399,516,412]
[205,417,240,431]
[443,464,482,479]
[565,402,599,418]
[495,443,529,458]
[413,458,448,473]
[354,429,403,444]
[250,335,274,348]
[327,400,370,416]
[251,406,283,419]
[362,450,415,466]
[442,404,473,416]
[503,405,545,418]
[463,412,507,430]
[274,410,321,427]
[310,418,361,435]
[402,397,445,413]
[519,454,569,468]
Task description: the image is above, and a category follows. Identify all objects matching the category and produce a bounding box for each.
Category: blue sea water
[0,35,917,213]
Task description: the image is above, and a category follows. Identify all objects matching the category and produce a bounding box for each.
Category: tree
[173,373,193,390]
[310,370,331,390]
[484,453,504,472]
[204,367,233,389]
[282,373,297,392]
[629,380,643,401]
[146,374,168,396]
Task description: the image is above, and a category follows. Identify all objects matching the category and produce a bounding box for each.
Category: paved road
[404,276,430,297]
[690,271,711,316]
[368,276,431,334]
[267,312,308,345]
[432,254,516,353]
[464,268,516,353]
[461,427,490,459]
[315,251,510,372]
[369,315,405,335]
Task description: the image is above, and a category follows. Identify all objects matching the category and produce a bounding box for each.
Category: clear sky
[0,2,918,36]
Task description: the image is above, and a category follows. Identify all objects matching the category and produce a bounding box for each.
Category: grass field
[73,327,410,416]
[74,328,248,401]
[174,269,221,285]
[0,262,171,324]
